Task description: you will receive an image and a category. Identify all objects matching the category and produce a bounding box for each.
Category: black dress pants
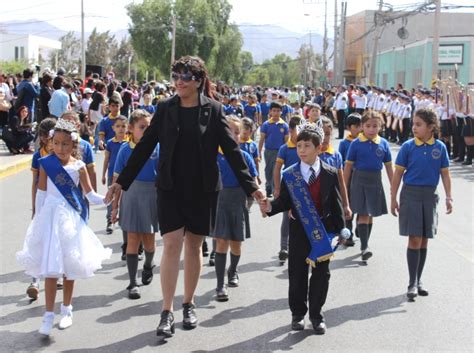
[288,228,330,321]
[336,110,346,138]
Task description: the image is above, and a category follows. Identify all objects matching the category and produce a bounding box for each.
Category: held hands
[101,175,106,185]
[105,182,122,204]
[258,198,271,217]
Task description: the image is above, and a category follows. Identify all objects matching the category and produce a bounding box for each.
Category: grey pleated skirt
[350,169,388,217]
[119,180,159,233]
[213,187,248,241]
[399,185,439,238]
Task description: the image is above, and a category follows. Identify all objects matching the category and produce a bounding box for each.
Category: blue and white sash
[282,163,335,267]
[39,154,88,222]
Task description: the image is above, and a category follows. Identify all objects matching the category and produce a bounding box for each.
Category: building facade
[343,11,474,88]
[376,36,473,88]
[0,33,61,64]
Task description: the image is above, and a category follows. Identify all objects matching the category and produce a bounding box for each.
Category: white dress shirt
[300,159,321,184]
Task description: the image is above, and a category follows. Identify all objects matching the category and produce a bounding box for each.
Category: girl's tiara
[49,119,79,141]
[297,120,325,141]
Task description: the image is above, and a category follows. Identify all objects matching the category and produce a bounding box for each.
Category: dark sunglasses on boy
[171,72,197,82]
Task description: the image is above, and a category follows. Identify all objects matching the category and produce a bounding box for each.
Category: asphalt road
[0,137,472,352]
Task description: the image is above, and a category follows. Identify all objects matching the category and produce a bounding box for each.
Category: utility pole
[322,0,328,85]
[170,11,176,81]
[333,0,338,84]
[338,0,347,85]
[431,0,441,82]
[81,0,86,79]
[369,0,383,85]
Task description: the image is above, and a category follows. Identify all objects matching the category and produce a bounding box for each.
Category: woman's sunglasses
[171,72,196,82]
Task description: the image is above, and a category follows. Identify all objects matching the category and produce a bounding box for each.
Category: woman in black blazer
[106,56,264,338]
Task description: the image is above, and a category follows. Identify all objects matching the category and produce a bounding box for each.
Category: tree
[127,0,234,77]
[111,37,135,80]
[49,31,81,74]
[86,28,118,67]
[209,25,244,83]
[297,44,322,87]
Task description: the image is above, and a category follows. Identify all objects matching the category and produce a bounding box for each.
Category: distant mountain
[1,20,330,63]
[0,20,130,42]
[238,24,332,63]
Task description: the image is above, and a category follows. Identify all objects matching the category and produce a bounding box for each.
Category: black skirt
[157,188,218,236]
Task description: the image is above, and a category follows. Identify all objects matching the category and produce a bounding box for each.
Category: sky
[1,0,473,37]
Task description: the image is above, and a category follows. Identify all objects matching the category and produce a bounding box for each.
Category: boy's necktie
[309,167,317,185]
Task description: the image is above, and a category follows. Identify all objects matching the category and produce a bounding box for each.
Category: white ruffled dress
[16,160,112,280]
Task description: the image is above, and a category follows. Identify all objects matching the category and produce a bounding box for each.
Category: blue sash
[282,163,335,267]
[39,154,89,222]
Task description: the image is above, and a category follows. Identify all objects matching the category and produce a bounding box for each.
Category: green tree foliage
[127,0,234,78]
[209,24,244,83]
[86,28,118,66]
[49,31,81,74]
[111,37,135,80]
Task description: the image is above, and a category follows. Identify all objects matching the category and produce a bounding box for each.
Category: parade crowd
[3,55,472,339]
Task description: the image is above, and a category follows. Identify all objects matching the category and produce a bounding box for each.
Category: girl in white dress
[16,119,111,336]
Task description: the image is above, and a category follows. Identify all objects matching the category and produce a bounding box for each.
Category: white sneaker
[39,312,55,336]
[58,304,73,329]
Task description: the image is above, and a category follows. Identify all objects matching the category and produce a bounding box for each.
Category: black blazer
[268,162,345,235]
[117,94,258,196]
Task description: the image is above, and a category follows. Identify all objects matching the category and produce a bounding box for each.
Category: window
[20,46,25,59]
[382,73,388,88]
[15,46,19,60]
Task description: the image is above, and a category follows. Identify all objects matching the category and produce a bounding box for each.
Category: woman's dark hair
[17,105,28,117]
[95,81,106,93]
[42,73,53,86]
[171,55,214,99]
[52,76,64,90]
[415,108,439,135]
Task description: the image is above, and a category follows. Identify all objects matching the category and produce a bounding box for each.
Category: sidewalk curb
[0,156,32,180]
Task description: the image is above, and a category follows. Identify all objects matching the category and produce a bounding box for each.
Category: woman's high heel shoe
[156,310,175,338]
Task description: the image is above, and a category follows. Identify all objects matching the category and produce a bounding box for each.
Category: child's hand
[273,188,280,198]
[101,176,106,185]
[111,208,119,223]
[391,199,399,217]
[99,140,105,150]
[257,176,262,185]
[446,198,453,214]
[259,198,271,216]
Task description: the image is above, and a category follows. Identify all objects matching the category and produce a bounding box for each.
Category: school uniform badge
[376,146,385,158]
[280,128,285,133]
[431,148,441,159]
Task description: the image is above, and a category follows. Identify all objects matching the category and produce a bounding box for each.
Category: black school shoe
[142,265,155,285]
[106,222,113,234]
[417,284,429,296]
[156,310,175,337]
[209,251,215,266]
[182,303,198,329]
[310,318,327,335]
[228,271,239,287]
[291,316,305,331]
[345,236,355,247]
[127,284,141,299]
